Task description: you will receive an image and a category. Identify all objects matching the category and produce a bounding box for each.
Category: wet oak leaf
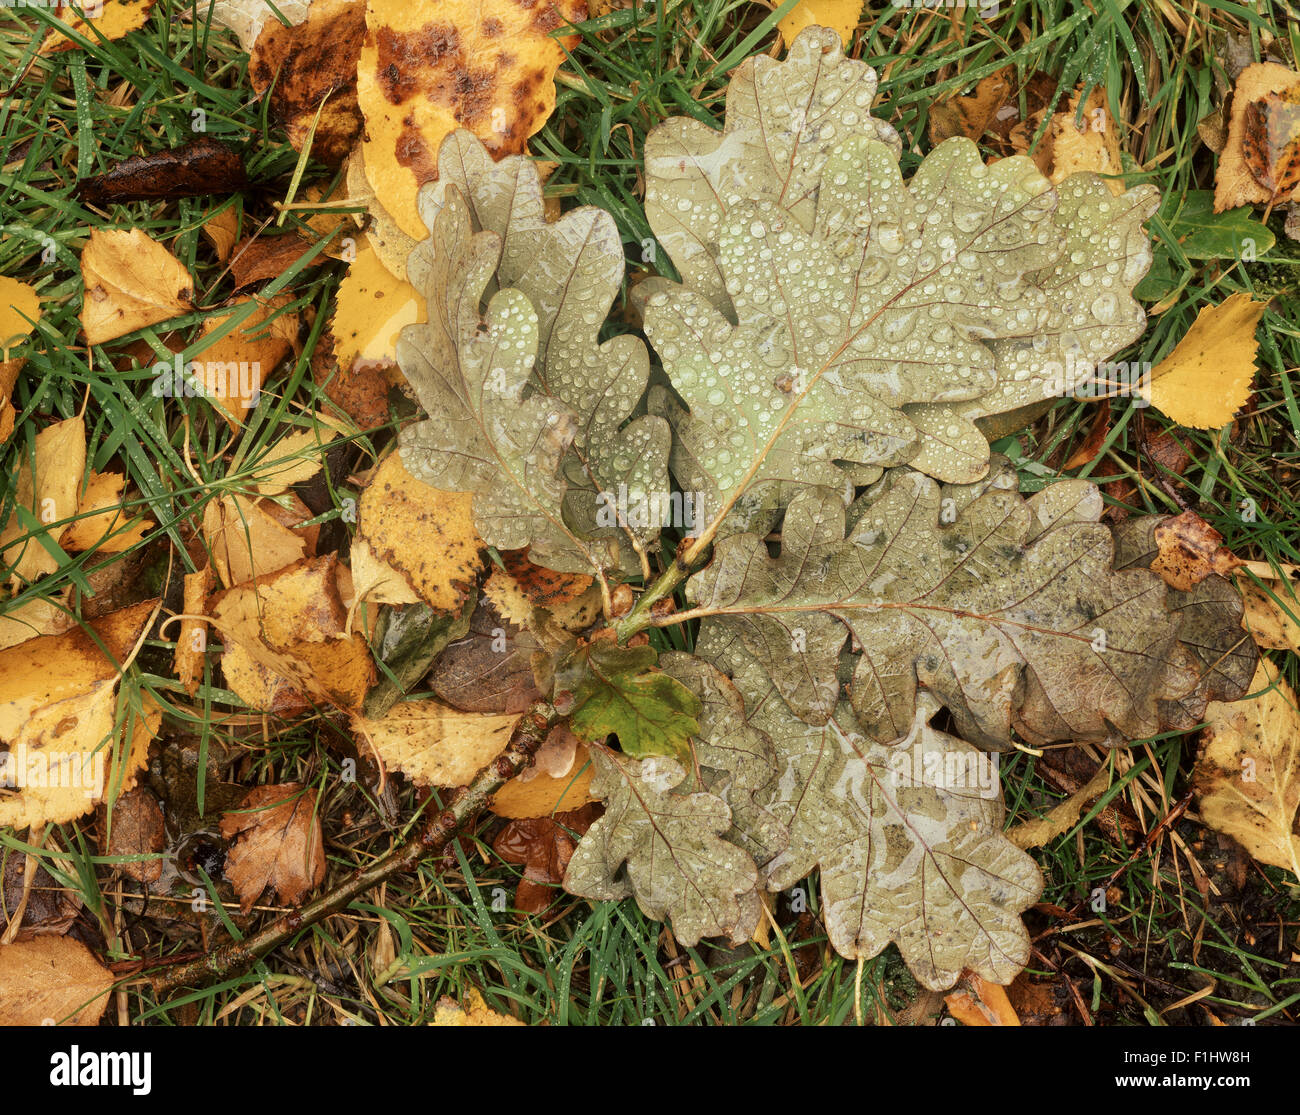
[711,634,1042,989]
[220,783,327,912]
[355,0,586,241]
[643,29,1155,500]
[687,459,1203,749]
[562,747,761,947]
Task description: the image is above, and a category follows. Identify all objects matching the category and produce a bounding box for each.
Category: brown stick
[147,702,557,998]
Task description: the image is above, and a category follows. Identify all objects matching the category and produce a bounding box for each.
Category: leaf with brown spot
[351,701,520,787]
[40,0,156,54]
[349,450,485,613]
[329,240,423,373]
[1214,63,1300,212]
[220,783,326,912]
[1149,510,1242,591]
[249,0,366,165]
[79,229,194,346]
[1241,83,1300,198]
[356,0,587,241]
[1194,659,1300,881]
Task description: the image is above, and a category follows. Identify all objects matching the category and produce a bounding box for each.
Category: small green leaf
[1166,190,1275,260]
[557,643,702,761]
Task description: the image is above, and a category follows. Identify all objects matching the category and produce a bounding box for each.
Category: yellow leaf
[344,151,419,281]
[40,0,157,54]
[201,208,240,262]
[79,229,194,345]
[1194,659,1300,881]
[249,420,344,496]
[351,700,519,787]
[490,739,597,818]
[59,470,153,554]
[0,938,114,1025]
[329,241,423,372]
[203,492,308,587]
[349,451,485,613]
[0,276,41,357]
[778,1,861,50]
[0,417,86,585]
[431,988,524,1026]
[1236,575,1300,653]
[190,295,298,428]
[355,0,586,240]
[0,600,159,829]
[1146,292,1268,428]
[1213,62,1300,213]
[0,590,73,652]
[173,565,213,697]
[1043,88,1125,196]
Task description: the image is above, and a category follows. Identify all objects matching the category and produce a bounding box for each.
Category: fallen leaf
[0,275,41,359]
[1194,659,1300,881]
[0,600,159,829]
[1006,763,1111,850]
[199,0,311,53]
[351,701,520,787]
[1234,572,1300,653]
[104,786,166,885]
[427,595,544,714]
[349,450,485,613]
[79,229,194,345]
[190,295,298,427]
[944,970,1022,1025]
[344,150,419,281]
[0,416,86,585]
[77,138,247,205]
[1146,292,1268,428]
[250,0,366,165]
[203,492,308,587]
[173,564,213,697]
[1062,401,1111,470]
[329,241,423,373]
[1150,510,1242,591]
[355,0,586,240]
[220,783,326,912]
[1,846,81,939]
[59,470,153,554]
[492,801,600,912]
[1242,83,1300,198]
[0,937,114,1024]
[1032,87,1126,196]
[777,0,860,51]
[202,207,240,263]
[228,233,319,290]
[247,420,342,496]
[928,67,1016,145]
[490,737,597,818]
[431,988,523,1026]
[40,0,156,54]
[1215,63,1300,212]
[0,591,73,652]
[210,555,373,713]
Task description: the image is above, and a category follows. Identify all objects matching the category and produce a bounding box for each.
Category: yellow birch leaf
[79,229,193,345]
[355,0,586,241]
[351,700,519,787]
[0,417,86,585]
[431,989,524,1026]
[59,470,153,554]
[190,295,298,428]
[1194,659,1300,881]
[203,492,308,587]
[329,241,423,372]
[1146,292,1268,428]
[778,1,861,50]
[40,0,157,54]
[0,276,41,356]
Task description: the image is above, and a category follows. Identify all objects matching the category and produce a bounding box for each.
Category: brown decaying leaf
[1242,84,1300,197]
[928,67,1016,146]
[220,782,326,912]
[1149,510,1242,591]
[1,847,81,939]
[229,233,319,290]
[201,0,311,54]
[355,0,587,240]
[77,137,247,205]
[1062,400,1111,470]
[202,207,240,262]
[104,786,166,885]
[427,595,544,714]
[492,802,601,914]
[0,937,114,1025]
[79,229,194,345]
[249,0,366,165]
[1214,62,1300,212]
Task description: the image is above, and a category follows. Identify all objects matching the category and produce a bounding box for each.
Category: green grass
[2,0,1298,1025]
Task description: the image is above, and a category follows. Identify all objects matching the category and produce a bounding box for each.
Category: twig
[147,702,557,998]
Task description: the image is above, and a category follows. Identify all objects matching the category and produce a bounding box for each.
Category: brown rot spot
[394,127,437,182]
[450,66,497,124]
[481,17,503,36]
[374,24,461,104]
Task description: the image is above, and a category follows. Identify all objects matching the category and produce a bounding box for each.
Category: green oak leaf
[554,643,702,761]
